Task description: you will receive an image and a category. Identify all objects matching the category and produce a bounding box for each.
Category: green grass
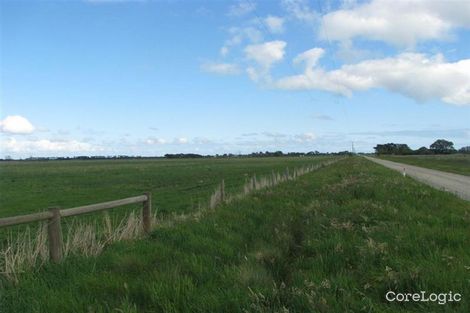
[0,157,331,218]
[1,157,468,312]
[0,157,334,267]
[378,154,470,176]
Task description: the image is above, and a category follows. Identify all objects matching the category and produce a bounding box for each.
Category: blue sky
[1,0,469,158]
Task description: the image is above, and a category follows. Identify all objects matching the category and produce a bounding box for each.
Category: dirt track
[364,156,470,201]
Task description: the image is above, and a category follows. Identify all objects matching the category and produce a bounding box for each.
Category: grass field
[378,154,470,176]
[0,157,336,277]
[1,157,469,312]
[0,157,332,218]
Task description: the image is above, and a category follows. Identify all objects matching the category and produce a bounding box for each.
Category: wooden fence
[0,193,152,263]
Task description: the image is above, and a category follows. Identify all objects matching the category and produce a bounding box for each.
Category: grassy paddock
[0,160,334,280]
[379,154,470,176]
[0,157,332,218]
[1,157,468,312]
[0,157,332,245]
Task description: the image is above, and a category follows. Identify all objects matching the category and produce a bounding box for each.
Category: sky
[1,0,469,158]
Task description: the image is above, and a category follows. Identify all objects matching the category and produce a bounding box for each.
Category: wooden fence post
[142,192,152,234]
[47,208,63,263]
[253,175,257,190]
[220,180,225,202]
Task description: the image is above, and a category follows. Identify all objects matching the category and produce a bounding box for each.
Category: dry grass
[238,160,338,197]
[0,224,48,283]
[0,210,158,283]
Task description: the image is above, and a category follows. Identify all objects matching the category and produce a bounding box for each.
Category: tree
[415,146,431,155]
[374,143,412,155]
[430,139,456,154]
[459,146,470,154]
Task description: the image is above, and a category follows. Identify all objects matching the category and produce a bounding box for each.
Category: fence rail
[0,193,152,263]
[61,195,148,218]
[0,211,53,228]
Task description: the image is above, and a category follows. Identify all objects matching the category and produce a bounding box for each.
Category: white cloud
[236,131,318,147]
[341,0,357,10]
[146,138,166,145]
[262,131,288,139]
[320,0,470,47]
[1,138,101,153]
[295,132,316,142]
[312,114,334,121]
[228,0,256,17]
[220,26,263,56]
[281,0,317,23]
[244,41,287,83]
[175,137,188,144]
[264,16,284,33]
[145,137,197,145]
[293,47,324,70]
[335,39,377,63]
[193,137,213,145]
[233,26,263,43]
[200,62,241,75]
[275,47,349,94]
[275,49,470,106]
[220,46,229,56]
[0,115,35,134]
[245,40,286,68]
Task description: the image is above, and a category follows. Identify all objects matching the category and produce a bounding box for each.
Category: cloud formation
[275,49,470,106]
[0,115,35,134]
[228,0,256,17]
[351,128,470,139]
[174,137,188,144]
[264,16,284,33]
[281,0,317,23]
[146,137,189,145]
[312,114,334,121]
[320,0,470,46]
[235,131,318,148]
[1,138,101,153]
[146,138,166,145]
[200,62,241,75]
[245,40,286,82]
[206,0,470,107]
[220,26,263,56]
[295,132,316,142]
[245,40,286,68]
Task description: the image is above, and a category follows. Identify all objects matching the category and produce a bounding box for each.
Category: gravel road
[364,156,470,201]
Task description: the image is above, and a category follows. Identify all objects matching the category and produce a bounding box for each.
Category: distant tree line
[166,151,352,159]
[225,151,352,158]
[164,153,205,159]
[22,155,145,161]
[374,139,470,155]
[1,150,353,161]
